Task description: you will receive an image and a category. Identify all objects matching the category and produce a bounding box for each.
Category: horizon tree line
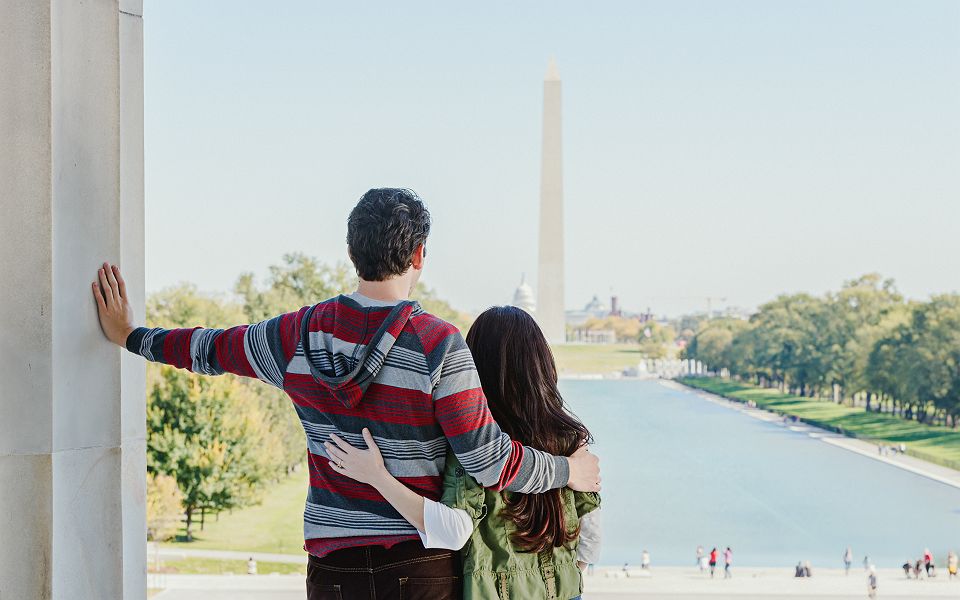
[683,274,960,428]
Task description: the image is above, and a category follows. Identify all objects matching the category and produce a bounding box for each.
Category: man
[93,188,600,599]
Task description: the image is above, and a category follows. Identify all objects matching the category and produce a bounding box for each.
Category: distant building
[512,274,536,314]
[565,295,609,326]
[568,328,617,344]
[610,295,621,317]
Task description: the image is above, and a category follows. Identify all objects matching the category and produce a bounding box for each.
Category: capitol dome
[512,275,536,314]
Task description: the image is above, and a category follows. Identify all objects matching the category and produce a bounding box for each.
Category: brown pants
[306,541,461,600]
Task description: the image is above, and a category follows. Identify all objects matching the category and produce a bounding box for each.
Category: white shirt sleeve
[577,508,602,565]
[415,498,475,550]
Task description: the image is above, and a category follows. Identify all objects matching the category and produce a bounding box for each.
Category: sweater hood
[300,295,419,408]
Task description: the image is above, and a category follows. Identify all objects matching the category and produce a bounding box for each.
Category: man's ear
[410,244,425,270]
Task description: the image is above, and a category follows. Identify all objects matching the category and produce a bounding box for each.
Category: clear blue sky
[144,1,960,316]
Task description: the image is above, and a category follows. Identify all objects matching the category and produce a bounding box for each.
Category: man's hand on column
[92,262,136,347]
[567,444,601,493]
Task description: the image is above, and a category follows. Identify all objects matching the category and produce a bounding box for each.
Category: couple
[92,188,602,599]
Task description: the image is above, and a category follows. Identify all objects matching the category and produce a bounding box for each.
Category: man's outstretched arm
[430,329,601,494]
[93,263,300,388]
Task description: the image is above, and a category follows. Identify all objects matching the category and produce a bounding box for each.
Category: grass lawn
[681,377,960,470]
[552,343,644,374]
[153,557,304,575]
[162,467,309,555]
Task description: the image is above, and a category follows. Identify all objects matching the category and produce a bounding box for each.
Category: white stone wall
[0,1,145,598]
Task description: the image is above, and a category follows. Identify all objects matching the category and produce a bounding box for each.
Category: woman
[325,306,601,600]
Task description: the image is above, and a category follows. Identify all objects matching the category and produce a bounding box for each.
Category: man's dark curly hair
[347,188,431,281]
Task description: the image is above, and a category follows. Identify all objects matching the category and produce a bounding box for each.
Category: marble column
[0,1,146,598]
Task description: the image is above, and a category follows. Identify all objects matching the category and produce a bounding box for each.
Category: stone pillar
[0,1,146,599]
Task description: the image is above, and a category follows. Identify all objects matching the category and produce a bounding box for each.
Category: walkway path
[664,380,960,490]
[155,545,306,565]
[150,567,960,598]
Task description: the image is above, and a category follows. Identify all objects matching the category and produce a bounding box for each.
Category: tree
[685,319,748,372]
[638,322,676,359]
[822,274,904,403]
[580,315,642,343]
[147,366,279,539]
[146,472,184,541]
[412,282,475,332]
[235,252,356,323]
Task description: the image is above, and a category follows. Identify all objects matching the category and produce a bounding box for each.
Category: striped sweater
[127,292,569,557]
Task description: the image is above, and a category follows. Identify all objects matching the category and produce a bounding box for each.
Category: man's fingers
[112,264,127,299]
[98,268,114,307]
[92,282,107,310]
[103,262,120,304]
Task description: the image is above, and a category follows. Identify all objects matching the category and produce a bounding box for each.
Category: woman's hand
[325,428,390,487]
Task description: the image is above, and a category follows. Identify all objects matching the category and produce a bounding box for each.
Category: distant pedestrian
[794,562,805,577]
[844,547,853,575]
[867,565,878,599]
[696,545,704,570]
[641,550,651,570]
[623,562,630,578]
[902,561,912,579]
[947,551,957,579]
[803,560,813,578]
[913,559,923,580]
[247,557,257,575]
[863,555,870,571]
[709,548,718,578]
[724,547,733,579]
[924,549,935,576]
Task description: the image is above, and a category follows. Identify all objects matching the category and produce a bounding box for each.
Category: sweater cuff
[125,327,149,354]
[554,454,570,489]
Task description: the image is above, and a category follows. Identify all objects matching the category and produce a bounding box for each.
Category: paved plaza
[151,567,959,599]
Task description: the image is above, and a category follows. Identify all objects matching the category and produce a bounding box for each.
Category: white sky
[144,1,960,316]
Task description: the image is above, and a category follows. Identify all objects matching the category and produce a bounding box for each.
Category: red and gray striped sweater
[126,292,568,557]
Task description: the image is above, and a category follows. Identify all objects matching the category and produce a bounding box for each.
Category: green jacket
[441,454,601,600]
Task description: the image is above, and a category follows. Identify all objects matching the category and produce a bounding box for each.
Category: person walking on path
[867,565,878,599]
[723,547,733,579]
[696,546,704,572]
[947,551,957,579]
[92,188,601,600]
[709,548,718,578]
[844,547,853,575]
[641,550,651,570]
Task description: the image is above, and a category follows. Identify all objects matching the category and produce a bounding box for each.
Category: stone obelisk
[537,58,565,344]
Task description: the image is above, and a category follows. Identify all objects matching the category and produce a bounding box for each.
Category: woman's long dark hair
[465,306,593,553]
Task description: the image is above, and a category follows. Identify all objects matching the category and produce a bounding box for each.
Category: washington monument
[537,58,565,344]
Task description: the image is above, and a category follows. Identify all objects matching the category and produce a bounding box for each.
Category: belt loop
[539,549,557,599]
